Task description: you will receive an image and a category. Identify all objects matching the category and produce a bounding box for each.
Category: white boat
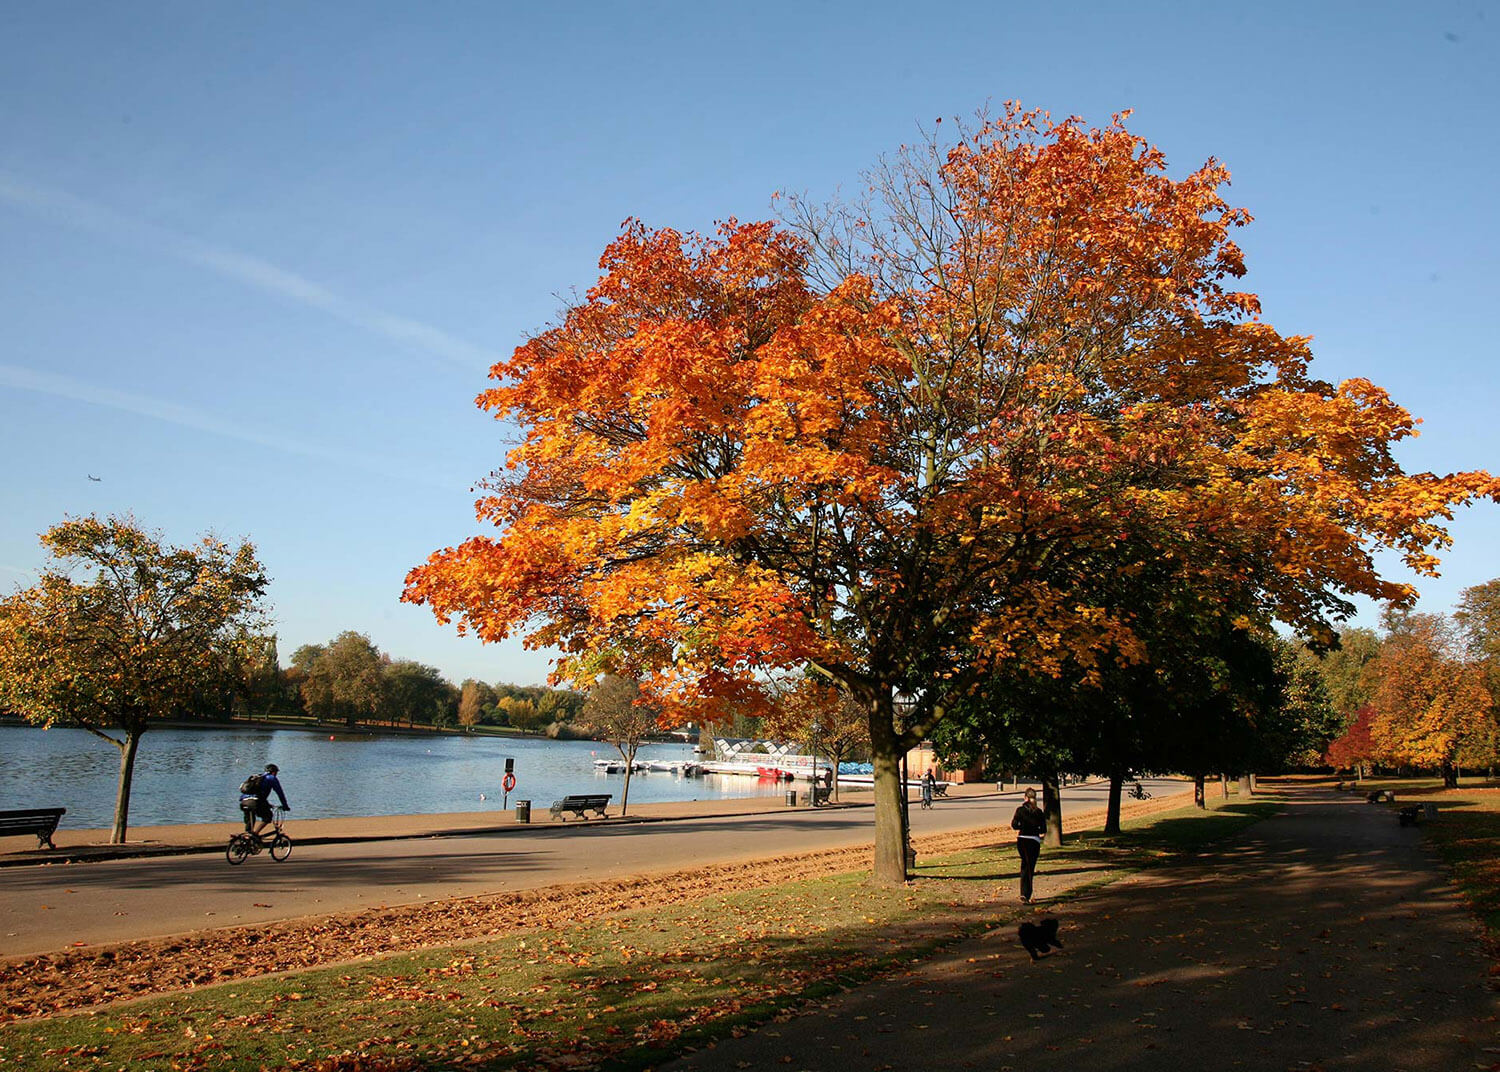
[592,758,648,774]
[592,758,699,775]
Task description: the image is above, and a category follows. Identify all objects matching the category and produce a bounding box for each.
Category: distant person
[920,769,935,809]
[1010,786,1046,904]
[239,763,290,838]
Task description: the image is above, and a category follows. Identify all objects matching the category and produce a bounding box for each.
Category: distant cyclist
[239,763,290,838]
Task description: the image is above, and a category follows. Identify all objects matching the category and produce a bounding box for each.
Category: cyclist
[240,763,290,839]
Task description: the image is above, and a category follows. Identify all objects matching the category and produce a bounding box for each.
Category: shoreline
[0,783,889,865]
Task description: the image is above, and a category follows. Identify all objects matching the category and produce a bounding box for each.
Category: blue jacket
[254,772,289,809]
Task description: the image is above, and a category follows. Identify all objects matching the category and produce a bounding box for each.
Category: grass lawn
[0,798,1280,1072]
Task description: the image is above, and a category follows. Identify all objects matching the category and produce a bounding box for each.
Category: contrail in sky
[0,174,501,373]
[0,363,462,492]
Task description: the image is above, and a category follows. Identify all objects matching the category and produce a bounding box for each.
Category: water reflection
[0,725,784,829]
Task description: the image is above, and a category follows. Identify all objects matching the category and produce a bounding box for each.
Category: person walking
[920,768,935,809]
[1010,786,1046,903]
[239,763,290,839]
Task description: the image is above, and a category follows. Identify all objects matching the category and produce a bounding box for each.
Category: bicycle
[227,807,292,865]
[1129,781,1152,800]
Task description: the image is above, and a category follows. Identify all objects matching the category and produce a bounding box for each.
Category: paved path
[0,778,1187,957]
[663,785,1499,1072]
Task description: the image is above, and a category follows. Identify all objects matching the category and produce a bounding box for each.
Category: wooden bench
[811,785,833,807]
[0,807,66,849]
[550,794,612,821]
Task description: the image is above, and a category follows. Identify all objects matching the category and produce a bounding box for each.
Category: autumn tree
[458,679,497,729]
[579,674,661,815]
[1367,610,1493,787]
[761,678,870,801]
[496,695,544,731]
[1325,704,1379,778]
[0,515,268,843]
[406,107,1497,884]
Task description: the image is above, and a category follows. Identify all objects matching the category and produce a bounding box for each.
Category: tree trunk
[1104,769,1124,835]
[1042,770,1063,847]
[1220,773,1229,798]
[1193,774,1206,809]
[110,730,142,844]
[824,744,843,802]
[1441,760,1458,789]
[867,693,908,886]
[1238,773,1252,797]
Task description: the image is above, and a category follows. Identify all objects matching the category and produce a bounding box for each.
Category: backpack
[239,772,265,796]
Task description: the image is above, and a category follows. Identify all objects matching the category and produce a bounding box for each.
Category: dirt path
[663,785,1500,1072]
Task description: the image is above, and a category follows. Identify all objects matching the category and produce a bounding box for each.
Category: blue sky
[1,1,1495,686]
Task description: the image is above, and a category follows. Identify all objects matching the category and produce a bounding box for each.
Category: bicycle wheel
[269,834,292,861]
[226,836,250,865]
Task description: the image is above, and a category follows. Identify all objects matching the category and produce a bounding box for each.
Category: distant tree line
[198,628,585,735]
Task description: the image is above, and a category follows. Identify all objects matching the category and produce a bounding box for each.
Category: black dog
[1018,918,1063,961]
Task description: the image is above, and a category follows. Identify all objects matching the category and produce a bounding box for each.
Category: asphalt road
[0,778,1190,958]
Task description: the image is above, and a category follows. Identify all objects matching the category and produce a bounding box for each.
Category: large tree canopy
[406,108,1496,883]
[0,515,268,843]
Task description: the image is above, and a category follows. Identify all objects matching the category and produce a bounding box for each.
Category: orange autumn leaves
[404,107,1497,728]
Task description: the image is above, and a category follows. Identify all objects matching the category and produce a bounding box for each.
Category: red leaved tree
[1324,705,1379,778]
[406,108,1495,883]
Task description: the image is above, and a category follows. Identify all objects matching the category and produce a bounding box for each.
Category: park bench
[0,807,66,849]
[811,785,833,807]
[1366,790,1396,804]
[549,794,612,821]
[1397,802,1440,826]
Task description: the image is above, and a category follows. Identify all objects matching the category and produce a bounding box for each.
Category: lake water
[0,724,787,829]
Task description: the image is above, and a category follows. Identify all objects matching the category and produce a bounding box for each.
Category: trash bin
[515,800,531,823]
[1422,801,1439,821]
[785,789,798,807]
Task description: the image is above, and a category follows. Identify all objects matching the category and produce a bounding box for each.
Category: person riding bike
[240,763,290,838]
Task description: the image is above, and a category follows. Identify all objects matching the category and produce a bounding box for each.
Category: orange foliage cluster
[407,109,1493,706]
[1368,614,1494,775]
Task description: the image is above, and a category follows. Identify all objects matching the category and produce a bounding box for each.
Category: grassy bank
[0,798,1278,1072]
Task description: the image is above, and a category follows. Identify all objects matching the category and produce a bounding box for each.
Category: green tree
[1310,627,1382,721]
[292,631,388,729]
[383,660,451,726]
[0,515,268,843]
